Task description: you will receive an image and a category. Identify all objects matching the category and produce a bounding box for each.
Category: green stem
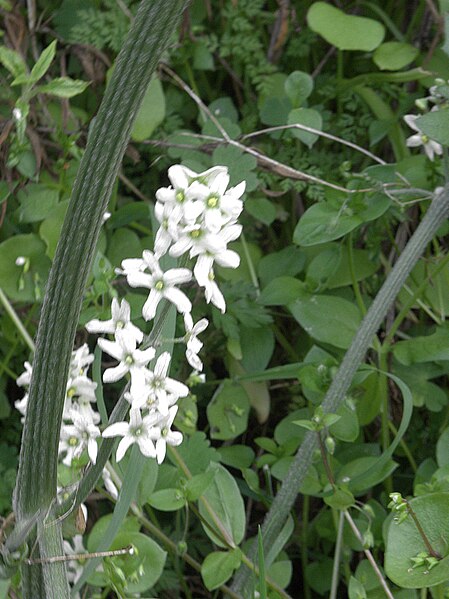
[231,189,449,595]
[0,287,35,352]
[329,511,344,599]
[300,496,311,599]
[387,420,417,472]
[12,1,189,595]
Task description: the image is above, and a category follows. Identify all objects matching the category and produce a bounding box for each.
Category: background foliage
[1,0,449,597]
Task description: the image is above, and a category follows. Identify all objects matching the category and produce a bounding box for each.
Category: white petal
[194,255,214,286]
[103,363,129,383]
[137,436,156,458]
[102,421,129,438]
[142,289,162,321]
[127,271,154,289]
[210,171,230,194]
[155,352,171,378]
[164,287,192,314]
[85,318,115,334]
[192,318,209,335]
[155,187,176,203]
[169,236,192,258]
[166,431,183,447]
[168,164,191,189]
[97,338,123,361]
[215,249,240,269]
[186,348,203,371]
[164,267,192,285]
[116,435,134,462]
[155,438,167,464]
[87,438,98,464]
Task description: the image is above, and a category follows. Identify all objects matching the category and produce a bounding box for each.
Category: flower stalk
[231,187,449,594]
[11,1,189,596]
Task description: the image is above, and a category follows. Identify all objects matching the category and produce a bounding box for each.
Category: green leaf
[385,492,449,588]
[34,77,89,98]
[329,403,359,442]
[0,234,51,302]
[373,41,419,71]
[259,276,304,306]
[416,110,449,145]
[107,228,143,267]
[240,326,275,373]
[244,197,277,226]
[185,470,216,501]
[293,202,359,246]
[348,576,367,599]
[17,40,56,85]
[131,77,166,141]
[175,432,219,476]
[16,184,60,223]
[201,549,242,590]
[324,487,355,510]
[103,531,166,593]
[287,107,322,147]
[289,294,362,349]
[258,245,306,286]
[212,145,258,191]
[0,46,27,78]
[393,325,449,365]
[207,381,250,440]
[437,428,449,468]
[284,71,314,108]
[39,200,69,259]
[218,445,255,469]
[199,463,245,548]
[148,488,187,511]
[307,2,385,51]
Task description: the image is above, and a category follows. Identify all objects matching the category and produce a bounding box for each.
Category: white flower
[186,175,245,233]
[131,351,189,415]
[184,313,208,371]
[204,270,226,313]
[15,393,28,418]
[404,114,443,161]
[86,298,143,343]
[12,107,22,121]
[97,329,155,394]
[116,256,146,277]
[66,375,97,402]
[102,408,158,462]
[15,256,26,266]
[17,361,33,387]
[126,251,192,321]
[70,344,94,377]
[102,468,119,500]
[63,535,87,584]
[102,211,111,223]
[59,412,100,466]
[149,406,183,464]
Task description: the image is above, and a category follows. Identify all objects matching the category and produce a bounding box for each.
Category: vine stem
[11,1,189,596]
[0,288,35,352]
[231,188,449,594]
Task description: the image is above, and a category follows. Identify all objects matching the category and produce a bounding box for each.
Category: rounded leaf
[307,2,385,51]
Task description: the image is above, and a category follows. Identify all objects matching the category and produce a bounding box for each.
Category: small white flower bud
[15,256,26,266]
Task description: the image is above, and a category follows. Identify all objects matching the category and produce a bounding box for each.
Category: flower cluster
[403,78,449,161]
[16,345,101,465]
[16,164,245,473]
[91,164,245,464]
